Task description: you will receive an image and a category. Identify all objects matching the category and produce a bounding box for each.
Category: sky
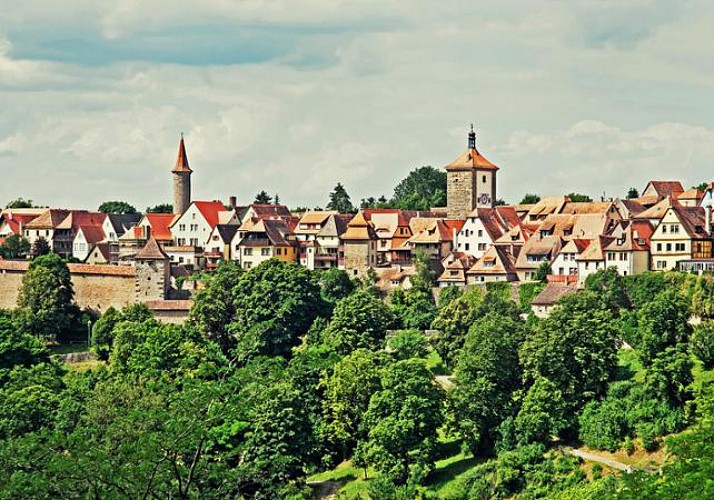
[2,0,714,211]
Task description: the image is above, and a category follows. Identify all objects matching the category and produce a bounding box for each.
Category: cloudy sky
[2,0,714,210]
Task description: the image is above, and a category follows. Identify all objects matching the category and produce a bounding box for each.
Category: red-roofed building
[168,201,239,267]
[0,208,44,244]
[455,206,522,259]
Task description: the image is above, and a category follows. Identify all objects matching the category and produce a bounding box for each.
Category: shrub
[691,321,714,369]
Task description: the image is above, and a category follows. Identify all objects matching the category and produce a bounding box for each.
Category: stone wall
[446,169,477,219]
[344,241,373,278]
[0,261,136,313]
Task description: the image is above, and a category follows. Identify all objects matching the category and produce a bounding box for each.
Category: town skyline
[2,1,714,210]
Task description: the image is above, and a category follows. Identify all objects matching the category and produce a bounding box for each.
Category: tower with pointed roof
[445,125,499,219]
[172,134,193,216]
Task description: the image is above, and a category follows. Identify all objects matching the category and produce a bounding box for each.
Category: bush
[691,321,714,369]
[386,329,429,360]
[637,422,659,452]
[578,399,626,452]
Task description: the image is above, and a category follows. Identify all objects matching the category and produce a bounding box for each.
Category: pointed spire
[468,123,476,150]
[172,133,192,173]
[135,238,169,261]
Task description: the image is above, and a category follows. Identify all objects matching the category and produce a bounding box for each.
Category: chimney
[229,196,237,209]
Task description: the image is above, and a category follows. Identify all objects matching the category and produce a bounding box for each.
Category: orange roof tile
[193,201,228,229]
[172,135,192,173]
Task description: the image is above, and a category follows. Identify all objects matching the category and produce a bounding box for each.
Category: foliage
[189,260,244,353]
[91,307,120,361]
[448,444,586,500]
[390,287,437,330]
[5,198,37,208]
[515,377,569,446]
[0,234,30,259]
[386,329,429,360]
[146,203,173,213]
[97,200,138,214]
[534,261,552,282]
[0,315,50,385]
[431,287,484,368]
[322,349,389,458]
[16,253,78,342]
[437,285,462,309]
[626,187,639,199]
[253,190,273,204]
[323,289,396,354]
[391,166,447,210]
[359,359,445,484]
[637,289,691,365]
[230,259,325,360]
[326,182,356,213]
[566,192,592,202]
[30,236,50,258]
[691,320,714,369]
[521,291,619,413]
[519,194,541,204]
[450,312,526,455]
[584,267,631,312]
[318,268,355,306]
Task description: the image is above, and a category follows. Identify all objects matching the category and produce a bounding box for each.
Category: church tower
[445,125,499,219]
[172,134,192,215]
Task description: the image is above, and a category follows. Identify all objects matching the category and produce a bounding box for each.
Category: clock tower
[445,125,499,219]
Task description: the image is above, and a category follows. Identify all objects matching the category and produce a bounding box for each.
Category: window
[656,243,662,252]
[465,243,470,251]
[179,224,186,231]
[671,224,680,233]
[243,261,252,269]
[244,248,253,256]
[477,230,483,237]
[666,243,672,252]
[478,243,486,251]
[261,248,271,256]
[276,248,281,255]
[675,243,685,252]
[482,175,486,183]
[662,225,667,233]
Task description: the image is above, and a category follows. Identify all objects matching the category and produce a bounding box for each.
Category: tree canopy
[326,183,356,213]
[391,166,446,210]
[97,201,138,214]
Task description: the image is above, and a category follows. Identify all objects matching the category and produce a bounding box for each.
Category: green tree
[97,201,138,214]
[584,267,631,312]
[146,203,173,213]
[431,287,485,368]
[645,345,693,408]
[91,307,120,361]
[391,166,446,210]
[30,237,50,258]
[189,260,244,353]
[386,329,429,360]
[566,192,592,202]
[520,291,619,411]
[5,198,36,209]
[322,349,388,457]
[0,234,30,259]
[534,261,552,282]
[627,187,639,199]
[253,190,273,204]
[637,289,691,365]
[692,182,710,192]
[17,253,76,341]
[519,194,541,204]
[437,285,462,309]
[0,314,50,384]
[326,183,355,213]
[450,312,525,455]
[323,288,396,354]
[318,268,355,305]
[691,321,714,369]
[515,377,569,445]
[231,259,325,360]
[360,359,445,484]
[390,287,437,330]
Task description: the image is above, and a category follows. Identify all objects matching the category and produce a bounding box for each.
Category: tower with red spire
[172,134,193,215]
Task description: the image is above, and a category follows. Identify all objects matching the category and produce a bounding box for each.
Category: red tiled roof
[193,201,227,229]
[648,181,684,198]
[172,136,192,173]
[143,213,176,241]
[445,148,498,171]
[135,238,170,260]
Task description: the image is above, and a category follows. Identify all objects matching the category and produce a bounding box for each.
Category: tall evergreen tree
[326,183,355,213]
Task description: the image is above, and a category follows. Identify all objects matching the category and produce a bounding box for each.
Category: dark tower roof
[172,134,193,173]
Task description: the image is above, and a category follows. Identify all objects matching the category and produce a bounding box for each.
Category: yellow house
[651,206,713,271]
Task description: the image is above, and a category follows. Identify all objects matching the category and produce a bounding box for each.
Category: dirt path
[307,480,343,499]
[561,447,633,473]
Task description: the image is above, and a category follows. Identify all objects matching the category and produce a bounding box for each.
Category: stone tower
[172,134,192,215]
[134,238,171,302]
[445,125,499,219]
